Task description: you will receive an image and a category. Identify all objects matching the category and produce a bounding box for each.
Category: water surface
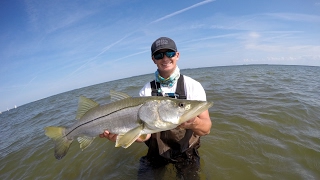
[1,65,319,179]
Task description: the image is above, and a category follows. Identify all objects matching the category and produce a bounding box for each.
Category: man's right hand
[99,130,151,143]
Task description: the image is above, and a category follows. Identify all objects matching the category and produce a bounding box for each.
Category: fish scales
[44,90,213,160]
[66,104,143,138]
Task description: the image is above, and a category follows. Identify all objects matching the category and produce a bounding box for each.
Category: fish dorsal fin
[110,90,131,102]
[76,96,100,119]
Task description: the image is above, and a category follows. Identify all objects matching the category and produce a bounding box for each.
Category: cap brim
[152,48,177,55]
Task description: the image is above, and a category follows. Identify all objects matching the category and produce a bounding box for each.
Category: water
[1,65,319,179]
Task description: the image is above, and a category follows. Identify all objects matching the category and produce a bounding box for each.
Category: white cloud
[249,32,261,39]
[150,0,216,24]
[266,13,320,23]
[24,0,97,33]
[2,0,320,110]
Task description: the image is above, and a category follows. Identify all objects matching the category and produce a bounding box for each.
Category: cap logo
[156,39,169,47]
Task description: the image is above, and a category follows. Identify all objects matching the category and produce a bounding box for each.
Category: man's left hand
[179,117,198,129]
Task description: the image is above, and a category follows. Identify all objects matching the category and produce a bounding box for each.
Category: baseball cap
[151,37,177,56]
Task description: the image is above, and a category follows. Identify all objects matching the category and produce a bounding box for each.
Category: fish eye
[178,102,185,107]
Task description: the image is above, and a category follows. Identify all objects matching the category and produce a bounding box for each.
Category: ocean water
[0,65,319,180]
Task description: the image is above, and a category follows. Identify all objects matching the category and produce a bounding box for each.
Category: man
[100,37,211,179]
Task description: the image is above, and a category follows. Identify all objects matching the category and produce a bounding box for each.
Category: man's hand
[99,130,117,142]
[178,110,212,136]
[99,130,151,143]
[178,117,197,129]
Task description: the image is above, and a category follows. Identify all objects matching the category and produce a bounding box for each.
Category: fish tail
[45,126,73,160]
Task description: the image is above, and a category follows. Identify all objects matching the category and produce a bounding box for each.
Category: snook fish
[45,90,213,160]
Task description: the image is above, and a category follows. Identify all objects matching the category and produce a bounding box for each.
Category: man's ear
[176,52,180,60]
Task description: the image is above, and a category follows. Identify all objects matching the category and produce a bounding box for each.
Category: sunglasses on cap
[153,51,176,60]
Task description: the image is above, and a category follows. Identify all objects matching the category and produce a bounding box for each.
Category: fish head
[139,97,213,131]
[177,99,213,123]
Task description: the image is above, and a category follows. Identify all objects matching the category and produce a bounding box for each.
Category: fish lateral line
[66,104,141,137]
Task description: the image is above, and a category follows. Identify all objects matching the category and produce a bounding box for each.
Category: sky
[1,0,320,111]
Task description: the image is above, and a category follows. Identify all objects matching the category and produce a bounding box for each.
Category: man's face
[152,49,180,78]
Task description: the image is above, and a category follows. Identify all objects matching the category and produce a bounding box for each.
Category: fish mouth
[197,101,213,114]
[180,101,213,123]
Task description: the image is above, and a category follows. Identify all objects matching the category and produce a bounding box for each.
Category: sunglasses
[153,51,176,60]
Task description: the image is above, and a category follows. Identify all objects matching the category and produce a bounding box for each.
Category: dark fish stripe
[65,105,138,137]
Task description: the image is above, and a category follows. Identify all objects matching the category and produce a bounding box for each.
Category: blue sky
[1,0,320,111]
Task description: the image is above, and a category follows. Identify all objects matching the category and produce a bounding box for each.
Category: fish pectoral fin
[115,125,143,148]
[77,136,95,150]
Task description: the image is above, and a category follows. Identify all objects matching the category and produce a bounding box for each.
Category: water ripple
[1,65,320,179]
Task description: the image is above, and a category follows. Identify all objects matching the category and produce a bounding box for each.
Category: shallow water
[1,65,319,179]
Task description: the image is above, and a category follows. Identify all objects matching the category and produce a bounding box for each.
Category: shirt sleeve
[184,76,207,101]
[139,82,152,97]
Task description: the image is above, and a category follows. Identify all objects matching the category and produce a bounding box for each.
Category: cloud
[24,0,96,33]
[265,13,320,23]
[239,55,320,65]
[64,34,131,80]
[150,0,216,24]
[61,0,218,82]
[2,0,320,111]
[248,32,261,39]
